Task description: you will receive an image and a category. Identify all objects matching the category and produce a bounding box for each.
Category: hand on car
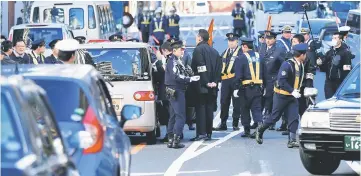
[291,90,301,99]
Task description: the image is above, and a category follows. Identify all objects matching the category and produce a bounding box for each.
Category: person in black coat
[10,39,31,64]
[1,40,16,65]
[190,29,222,141]
[45,39,62,64]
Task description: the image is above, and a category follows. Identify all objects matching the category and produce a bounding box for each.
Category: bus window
[33,7,40,23]
[69,8,84,30]
[88,5,96,29]
[43,8,64,23]
[101,6,108,33]
[97,6,104,34]
[347,13,360,35]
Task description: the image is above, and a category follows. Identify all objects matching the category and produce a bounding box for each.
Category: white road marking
[259,160,274,176]
[132,170,219,176]
[212,111,221,128]
[346,161,360,175]
[233,171,252,176]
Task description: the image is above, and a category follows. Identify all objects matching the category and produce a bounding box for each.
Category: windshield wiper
[340,92,360,98]
[102,74,138,81]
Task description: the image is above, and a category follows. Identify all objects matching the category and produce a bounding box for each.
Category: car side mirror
[120,104,142,128]
[304,87,318,98]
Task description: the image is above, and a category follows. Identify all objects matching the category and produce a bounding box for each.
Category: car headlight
[301,110,330,128]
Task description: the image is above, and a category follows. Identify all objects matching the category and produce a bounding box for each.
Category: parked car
[298,63,360,175]
[1,75,80,176]
[80,41,160,144]
[327,1,360,24]
[295,18,337,40]
[2,64,141,176]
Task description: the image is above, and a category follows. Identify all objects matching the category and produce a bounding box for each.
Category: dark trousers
[186,107,195,125]
[167,90,186,136]
[142,31,150,43]
[233,27,247,37]
[264,93,299,134]
[220,79,240,124]
[195,93,214,135]
[239,86,263,127]
[298,86,310,117]
[324,79,341,99]
[263,82,275,114]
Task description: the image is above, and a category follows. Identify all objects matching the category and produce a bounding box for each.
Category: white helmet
[155,7,162,14]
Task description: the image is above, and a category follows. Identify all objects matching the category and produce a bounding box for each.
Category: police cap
[258,31,265,38]
[300,28,310,34]
[239,37,254,45]
[31,39,45,49]
[167,38,180,43]
[109,34,123,41]
[49,39,61,49]
[282,25,292,33]
[55,39,79,52]
[126,38,140,42]
[170,40,183,49]
[226,33,240,41]
[292,43,308,52]
[264,30,277,39]
[339,26,351,36]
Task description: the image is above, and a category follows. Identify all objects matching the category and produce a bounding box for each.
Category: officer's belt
[241,52,262,85]
[29,52,44,65]
[169,19,179,26]
[153,29,165,32]
[221,47,241,80]
[141,21,150,25]
[274,87,291,95]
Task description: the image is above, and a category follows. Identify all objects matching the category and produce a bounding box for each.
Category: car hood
[313,97,360,110]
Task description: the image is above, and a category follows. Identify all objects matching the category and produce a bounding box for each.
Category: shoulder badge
[281,71,286,76]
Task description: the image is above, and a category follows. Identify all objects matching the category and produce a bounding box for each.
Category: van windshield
[86,48,150,81]
[263,1,317,13]
[13,28,63,49]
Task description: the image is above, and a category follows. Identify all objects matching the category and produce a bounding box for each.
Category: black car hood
[313,97,360,110]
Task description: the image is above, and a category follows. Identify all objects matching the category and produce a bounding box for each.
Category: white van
[30,1,116,41]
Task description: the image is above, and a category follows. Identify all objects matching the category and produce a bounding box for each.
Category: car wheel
[299,148,340,175]
[156,126,161,138]
[146,129,157,145]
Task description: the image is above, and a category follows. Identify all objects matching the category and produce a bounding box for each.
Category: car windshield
[302,20,337,36]
[263,1,317,13]
[32,79,89,122]
[328,2,359,12]
[13,28,63,49]
[1,94,24,163]
[321,29,338,41]
[338,66,360,98]
[86,48,150,81]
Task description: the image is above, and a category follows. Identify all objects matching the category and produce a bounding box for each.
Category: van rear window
[69,8,84,30]
[13,28,63,48]
[43,8,65,23]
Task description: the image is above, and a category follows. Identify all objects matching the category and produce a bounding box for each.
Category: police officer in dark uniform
[232,3,247,37]
[150,8,167,47]
[45,39,62,64]
[255,31,285,130]
[234,37,266,137]
[28,39,46,64]
[55,39,79,64]
[276,25,293,59]
[166,7,180,39]
[138,7,151,43]
[213,33,242,131]
[256,31,265,52]
[253,43,308,148]
[109,34,123,42]
[165,40,200,149]
[317,32,353,99]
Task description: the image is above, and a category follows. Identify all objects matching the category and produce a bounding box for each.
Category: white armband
[306,73,314,80]
[197,65,207,73]
[343,65,351,71]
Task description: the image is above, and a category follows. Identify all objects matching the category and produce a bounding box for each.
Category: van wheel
[156,126,161,138]
[299,148,340,175]
[146,129,157,145]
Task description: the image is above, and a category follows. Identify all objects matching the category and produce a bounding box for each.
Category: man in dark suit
[45,39,62,64]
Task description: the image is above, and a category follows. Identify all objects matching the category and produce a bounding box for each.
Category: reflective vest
[234,8,244,20]
[168,17,179,27]
[274,59,304,95]
[221,47,240,80]
[242,52,263,85]
[153,18,164,32]
[141,15,150,25]
[29,52,45,65]
[277,38,290,52]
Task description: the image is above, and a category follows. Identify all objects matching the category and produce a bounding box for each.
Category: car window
[13,28,63,49]
[301,21,337,36]
[43,8,65,23]
[338,66,360,97]
[88,5,96,29]
[347,13,360,35]
[33,7,40,23]
[97,6,104,34]
[69,8,84,30]
[1,94,24,163]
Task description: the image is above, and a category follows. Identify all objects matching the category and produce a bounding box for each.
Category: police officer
[253,43,308,148]
[234,37,265,137]
[165,40,200,149]
[138,7,151,43]
[256,30,285,130]
[213,33,242,131]
[28,39,46,64]
[166,7,180,39]
[256,31,265,52]
[109,34,123,42]
[54,39,79,64]
[45,39,62,64]
[276,25,293,58]
[317,32,353,99]
[232,3,247,37]
[339,26,351,43]
[150,8,167,47]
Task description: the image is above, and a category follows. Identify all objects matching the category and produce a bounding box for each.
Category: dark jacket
[10,52,31,64]
[166,14,180,36]
[303,48,317,87]
[1,52,16,65]
[191,41,222,94]
[151,53,166,100]
[138,13,152,32]
[259,44,285,81]
[182,50,192,67]
[276,58,304,95]
[232,8,246,28]
[165,54,191,91]
[44,54,60,64]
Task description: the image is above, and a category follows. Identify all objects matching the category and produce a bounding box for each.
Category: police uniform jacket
[10,52,30,64]
[149,16,168,41]
[259,43,285,81]
[276,37,292,57]
[165,54,191,90]
[191,41,222,94]
[166,14,180,37]
[234,50,266,89]
[320,42,353,81]
[44,54,60,64]
[220,46,242,83]
[138,13,151,32]
[232,8,246,28]
[275,58,305,95]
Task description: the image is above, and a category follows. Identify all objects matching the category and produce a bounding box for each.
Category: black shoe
[233,126,240,131]
[205,134,212,141]
[268,124,275,130]
[190,135,207,141]
[241,127,251,137]
[213,122,227,131]
[282,131,289,135]
[255,124,268,144]
[250,123,258,129]
[287,140,299,148]
[167,134,174,148]
[188,124,195,131]
[172,134,185,149]
[161,134,170,143]
[276,120,287,131]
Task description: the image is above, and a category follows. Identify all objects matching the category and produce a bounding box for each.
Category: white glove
[190,76,200,82]
[291,90,301,99]
[316,58,322,65]
[233,90,239,97]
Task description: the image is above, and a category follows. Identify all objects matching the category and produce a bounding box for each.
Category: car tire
[299,148,340,175]
[156,126,161,138]
[146,129,157,145]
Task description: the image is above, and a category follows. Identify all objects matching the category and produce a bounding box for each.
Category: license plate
[344,136,361,151]
[112,99,121,111]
